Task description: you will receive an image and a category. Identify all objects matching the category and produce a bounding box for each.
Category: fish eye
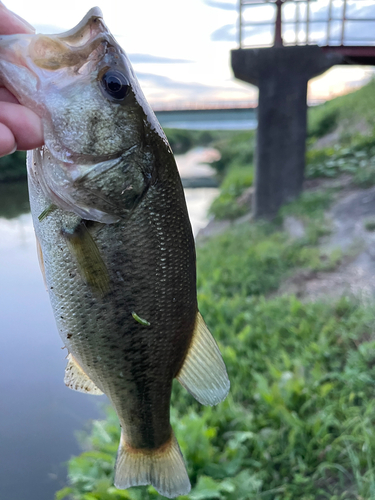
[100,71,129,101]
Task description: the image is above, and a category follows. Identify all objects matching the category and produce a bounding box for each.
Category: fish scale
[0,7,230,498]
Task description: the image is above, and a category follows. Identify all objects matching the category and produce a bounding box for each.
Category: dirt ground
[280,179,375,301]
[198,176,375,302]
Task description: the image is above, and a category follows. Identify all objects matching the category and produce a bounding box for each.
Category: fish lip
[0,8,113,103]
[54,7,104,40]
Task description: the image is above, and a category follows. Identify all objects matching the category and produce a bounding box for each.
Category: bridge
[154,105,257,130]
[232,0,375,217]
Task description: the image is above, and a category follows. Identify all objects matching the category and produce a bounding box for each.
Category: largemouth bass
[0,8,229,498]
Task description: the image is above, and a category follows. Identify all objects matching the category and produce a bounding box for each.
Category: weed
[208,166,254,220]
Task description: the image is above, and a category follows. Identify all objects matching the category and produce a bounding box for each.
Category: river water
[0,154,218,500]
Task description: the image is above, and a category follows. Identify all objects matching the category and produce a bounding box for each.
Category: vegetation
[307,78,375,141]
[164,129,216,155]
[306,136,375,187]
[49,78,375,499]
[208,167,254,220]
[0,150,27,182]
[0,182,30,219]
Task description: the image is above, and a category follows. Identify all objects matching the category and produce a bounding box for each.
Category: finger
[0,87,19,104]
[0,101,43,151]
[0,122,16,157]
[0,3,35,34]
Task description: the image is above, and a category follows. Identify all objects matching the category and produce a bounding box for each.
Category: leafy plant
[208,166,254,220]
[209,131,255,180]
[306,137,375,186]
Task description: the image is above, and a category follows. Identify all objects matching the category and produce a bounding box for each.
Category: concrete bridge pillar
[231,45,343,218]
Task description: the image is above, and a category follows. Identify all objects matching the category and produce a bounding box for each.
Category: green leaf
[55,487,73,500]
[189,476,223,500]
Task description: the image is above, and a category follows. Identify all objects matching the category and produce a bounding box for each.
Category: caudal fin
[114,431,191,499]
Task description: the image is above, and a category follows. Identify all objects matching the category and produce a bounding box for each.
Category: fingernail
[0,143,17,159]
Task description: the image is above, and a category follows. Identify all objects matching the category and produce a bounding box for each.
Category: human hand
[0,2,44,157]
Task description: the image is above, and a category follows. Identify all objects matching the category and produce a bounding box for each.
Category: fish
[0,7,230,498]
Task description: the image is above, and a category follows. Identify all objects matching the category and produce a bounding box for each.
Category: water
[0,210,107,500]
[0,170,218,499]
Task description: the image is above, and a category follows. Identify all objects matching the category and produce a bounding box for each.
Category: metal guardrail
[238,0,375,48]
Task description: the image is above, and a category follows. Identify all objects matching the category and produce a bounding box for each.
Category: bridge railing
[238,0,375,48]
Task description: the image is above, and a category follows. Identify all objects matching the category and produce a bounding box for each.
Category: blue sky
[5,0,375,107]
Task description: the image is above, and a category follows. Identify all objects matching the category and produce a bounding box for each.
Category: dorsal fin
[64,353,103,395]
[176,312,230,406]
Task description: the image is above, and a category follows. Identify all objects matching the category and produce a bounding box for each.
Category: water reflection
[0,211,106,500]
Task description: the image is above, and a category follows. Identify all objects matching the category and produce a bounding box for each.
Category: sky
[4,0,375,108]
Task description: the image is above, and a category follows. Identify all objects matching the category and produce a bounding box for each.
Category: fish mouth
[28,8,113,72]
[56,7,104,43]
[0,7,132,164]
[0,7,120,103]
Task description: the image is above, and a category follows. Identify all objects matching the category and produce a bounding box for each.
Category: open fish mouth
[0,8,112,98]
[0,6,152,223]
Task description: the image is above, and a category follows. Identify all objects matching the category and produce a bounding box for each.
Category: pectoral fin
[62,220,110,295]
[64,353,103,395]
[176,312,230,406]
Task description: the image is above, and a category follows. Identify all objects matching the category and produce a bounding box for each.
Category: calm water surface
[0,175,218,499]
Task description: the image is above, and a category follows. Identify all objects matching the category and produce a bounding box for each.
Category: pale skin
[0,2,43,157]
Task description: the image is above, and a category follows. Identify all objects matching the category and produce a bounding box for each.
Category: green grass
[209,130,255,180]
[306,135,375,186]
[208,166,254,220]
[208,80,375,222]
[308,79,375,140]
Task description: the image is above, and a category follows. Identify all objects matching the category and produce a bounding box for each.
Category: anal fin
[176,312,230,406]
[64,353,103,395]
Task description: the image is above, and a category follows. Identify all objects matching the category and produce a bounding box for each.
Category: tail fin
[114,431,191,499]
